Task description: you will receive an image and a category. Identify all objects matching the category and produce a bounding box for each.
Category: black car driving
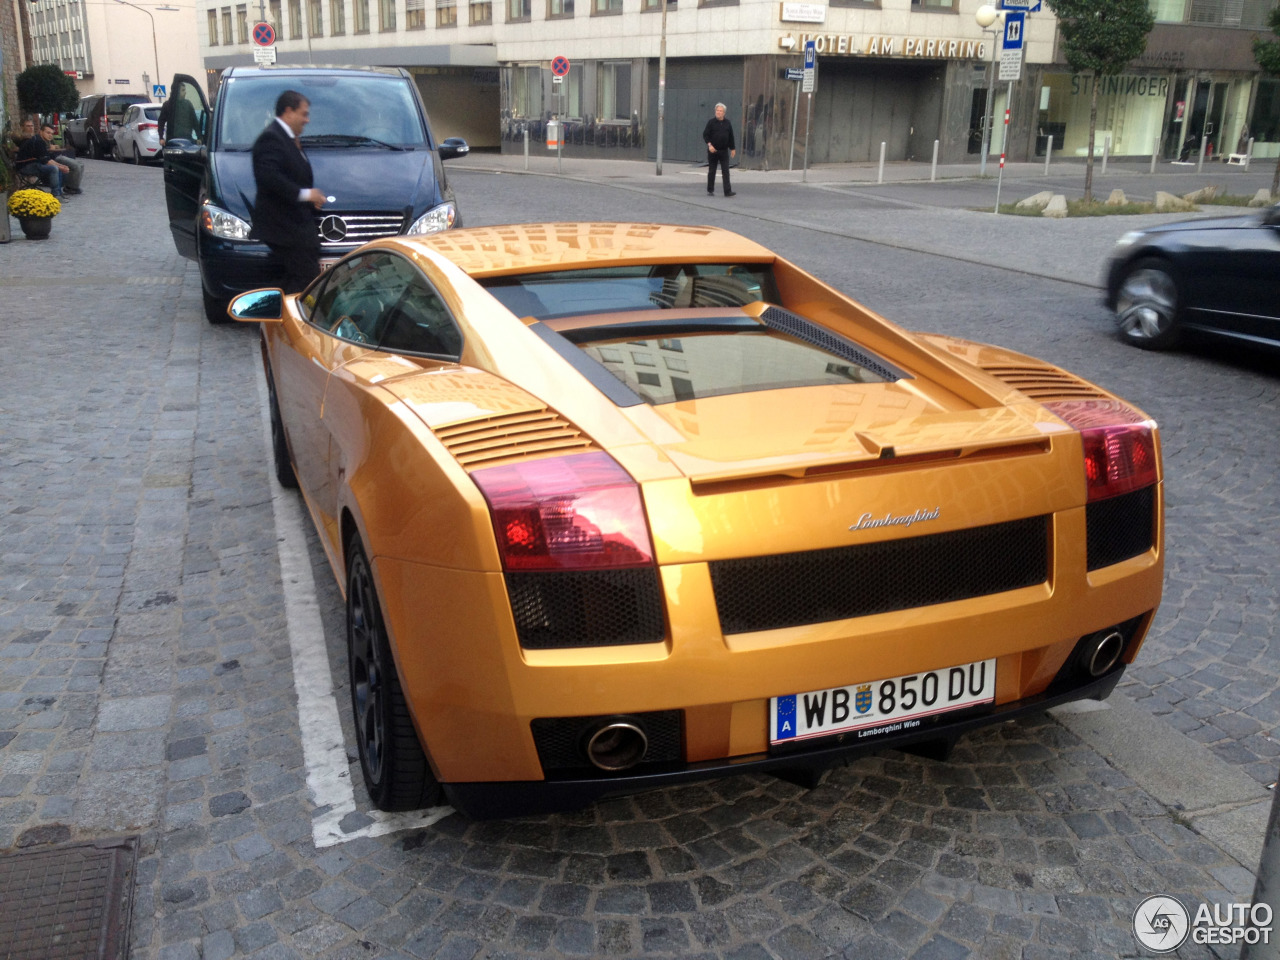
[162,66,468,323]
[1104,202,1280,352]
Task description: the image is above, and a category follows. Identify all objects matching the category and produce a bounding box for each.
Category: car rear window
[218,74,428,149]
[480,263,778,320]
[143,106,161,121]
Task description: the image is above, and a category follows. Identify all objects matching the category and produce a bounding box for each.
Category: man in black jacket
[703,103,736,198]
[16,123,71,198]
[252,90,326,293]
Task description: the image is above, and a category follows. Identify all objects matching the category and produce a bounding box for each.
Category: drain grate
[0,837,137,960]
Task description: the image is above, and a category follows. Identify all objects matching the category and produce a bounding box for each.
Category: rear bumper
[442,666,1124,819]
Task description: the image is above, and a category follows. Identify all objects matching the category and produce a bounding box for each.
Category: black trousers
[268,243,322,295]
[707,150,732,195]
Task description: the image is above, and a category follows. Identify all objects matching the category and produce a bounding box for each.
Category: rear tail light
[139,122,157,130]
[99,117,108,133]
[472,452,655,571]
[1043,400,1158,502]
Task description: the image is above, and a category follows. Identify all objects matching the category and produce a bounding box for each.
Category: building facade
[189,0,1280,167]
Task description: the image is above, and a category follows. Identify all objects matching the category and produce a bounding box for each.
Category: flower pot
[19,216,52,240]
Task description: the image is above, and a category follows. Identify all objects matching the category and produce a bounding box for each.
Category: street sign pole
[801,40,816,183]
[789,80,799,171]
[993,10,1024,214]
[655,0,667,175]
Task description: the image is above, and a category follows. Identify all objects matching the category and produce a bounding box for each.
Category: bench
[1227,153,1250,166]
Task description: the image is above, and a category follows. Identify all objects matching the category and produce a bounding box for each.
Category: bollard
[931,140,939,182]
[1101,134,1110,176]
[1044,135,1053,175]
[1197,136,1207,174]
[1240,785,1280,960]
[1246,137,1255,170]
[523,128,529,171]
[878,141,886,184]
[1150,135,1159,174]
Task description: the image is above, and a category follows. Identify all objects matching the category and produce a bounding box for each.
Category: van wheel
[86,136,101,160]
[346,540,442,812]
[203,290,232,324]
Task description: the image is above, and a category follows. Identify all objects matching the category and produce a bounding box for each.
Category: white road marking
[254,361,454,847]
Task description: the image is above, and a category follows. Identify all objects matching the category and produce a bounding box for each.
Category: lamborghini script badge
[849,507,941,532]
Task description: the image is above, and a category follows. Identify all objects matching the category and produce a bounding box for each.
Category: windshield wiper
[300,134,405,151]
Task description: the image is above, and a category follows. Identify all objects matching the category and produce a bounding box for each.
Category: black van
[162,66,468,322]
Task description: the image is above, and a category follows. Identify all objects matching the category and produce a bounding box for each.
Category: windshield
[218,74,428,149]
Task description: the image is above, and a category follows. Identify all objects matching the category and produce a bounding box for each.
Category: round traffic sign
[252,21,276,46]
[551,56,570,77]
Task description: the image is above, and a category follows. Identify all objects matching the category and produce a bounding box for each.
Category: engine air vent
[435,409,597,469]
[979,363,1108,402]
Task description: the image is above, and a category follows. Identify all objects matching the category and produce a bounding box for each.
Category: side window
[377,274,463,357]
[171,81,208,144]
[307,253,411,345]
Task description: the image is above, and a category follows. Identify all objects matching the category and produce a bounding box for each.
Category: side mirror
[229,288,284,322]
[439,137,470,161]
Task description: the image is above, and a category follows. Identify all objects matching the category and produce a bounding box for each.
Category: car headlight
[1114,230,1144,249]
[201,203,253,241]
[407,202,458,236]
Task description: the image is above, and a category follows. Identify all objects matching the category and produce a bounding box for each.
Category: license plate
[770,659,996,745]
[319,257,340,272]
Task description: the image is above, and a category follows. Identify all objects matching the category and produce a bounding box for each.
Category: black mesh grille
[759,306,907,382]
[1086,486,1155,571]
[506,568,665,649]
[710,516,1049,635]
[531,711,683,775]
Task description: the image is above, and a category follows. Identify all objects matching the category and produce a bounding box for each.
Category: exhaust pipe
[585,720,648,772]
[1085,630,1125,677]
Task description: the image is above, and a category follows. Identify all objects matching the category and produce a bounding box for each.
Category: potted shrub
[7,188,61,240]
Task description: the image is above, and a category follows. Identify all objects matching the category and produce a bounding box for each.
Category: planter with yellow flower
[7,188,61,240]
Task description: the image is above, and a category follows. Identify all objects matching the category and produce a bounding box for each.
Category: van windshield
[218,74,428,150]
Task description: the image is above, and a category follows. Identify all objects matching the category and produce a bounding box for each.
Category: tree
[1254,6,1280,198]
[15,64,79,118]
[1045,0,1155,202]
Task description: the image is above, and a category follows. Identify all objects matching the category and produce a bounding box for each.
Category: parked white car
[113,104,162,164]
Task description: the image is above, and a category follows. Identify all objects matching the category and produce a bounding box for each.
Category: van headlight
[201,203,253,241]
[407,202,458,236]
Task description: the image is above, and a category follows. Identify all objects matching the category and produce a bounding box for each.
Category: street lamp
[112,0,159,96]
[975,4,1004,177]
[655,0,668,175]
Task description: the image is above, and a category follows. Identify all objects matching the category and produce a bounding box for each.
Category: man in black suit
[252,90,326,293]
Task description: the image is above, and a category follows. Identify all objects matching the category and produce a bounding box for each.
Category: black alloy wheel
[86,135,101,160]
[267,374,298,489]
[1115,258,1183,351]
[346,541,442,811]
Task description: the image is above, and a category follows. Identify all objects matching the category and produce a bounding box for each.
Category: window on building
[379,0,395,29]
[910,0,953,7]
[470,0,492,21]
[1187,0,1274,28]
[406,0,425,26]
[330,0,345,32]
[598,61,631,120]
[511,65,541,118]
[353,0,369,30]
[549,0,573,15]
[309,0,323,34]
[208,8,219,43]
[594,0,621,12]
[563,63,583,117]
[222,7,234,44]
[435,0,455,25]
[288,0,302,36]
[269,0,283,29]
[236,4,249,41]
[507,0,531,17]
[1148,0,1186,19]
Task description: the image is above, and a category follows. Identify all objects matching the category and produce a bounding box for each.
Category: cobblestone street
[1,155,1277,959]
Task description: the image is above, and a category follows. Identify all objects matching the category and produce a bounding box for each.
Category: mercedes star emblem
[320,215,348,242]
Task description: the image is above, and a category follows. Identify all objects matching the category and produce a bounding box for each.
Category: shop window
[379,0,395,30]
[207,8,219,43]
[594,0,622,13]
[435,0,455,24]
[598,61,631,120]
[549,0,573,17]
[470,0,492,21]
[236,4,249,41]
[511,65,542,121]
[1254,79,1280,148]
[353,0,369,31]
[331,0,345,33]
[507,0,531,19]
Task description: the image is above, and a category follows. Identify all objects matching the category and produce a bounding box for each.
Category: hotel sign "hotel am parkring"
[794,33,990,59]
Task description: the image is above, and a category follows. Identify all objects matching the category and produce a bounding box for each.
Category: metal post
[931,139,939,182]
[1150,135,1159,174]
[802,91,812,183]
[1197,135,1207,173]
[1044,134,1053,175]
[979,39,995,177]
[878,141,886,183]
[1246,137,1255,170]
[1101,133,1110,176]
[655,0,667,175]
[994,82,1011,214]
[524,127,529,171]
[789,81,799,172]
[1240,786,1280,960]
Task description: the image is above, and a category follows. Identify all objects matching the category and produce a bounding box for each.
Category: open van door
[162,74,211,260]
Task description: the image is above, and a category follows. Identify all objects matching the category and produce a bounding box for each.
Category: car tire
[267,374,298,489]
[86,135,100,160]
[202,290,232,325]
[1114,258,1183,351]
[346,539,442,812]
[132,143,142,165]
